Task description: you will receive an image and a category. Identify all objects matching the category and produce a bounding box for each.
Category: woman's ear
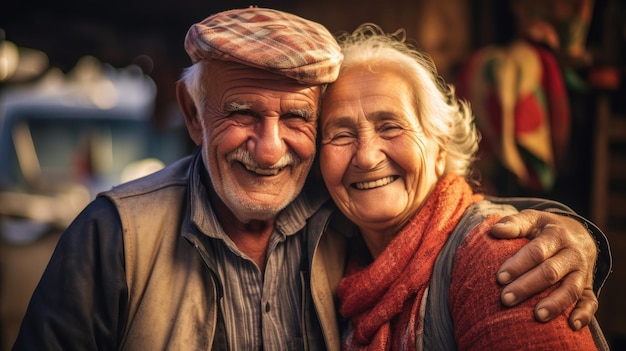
[435,148,446,177]
[176,81,203,146]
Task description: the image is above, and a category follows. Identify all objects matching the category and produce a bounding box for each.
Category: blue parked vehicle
[0,56,186,243]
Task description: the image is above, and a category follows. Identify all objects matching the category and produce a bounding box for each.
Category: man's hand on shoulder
[490,209,598,330]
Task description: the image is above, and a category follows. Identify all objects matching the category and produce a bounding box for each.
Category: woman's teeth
[354,176,396,190]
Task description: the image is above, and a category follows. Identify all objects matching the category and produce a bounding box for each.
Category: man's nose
[250,119,285,166]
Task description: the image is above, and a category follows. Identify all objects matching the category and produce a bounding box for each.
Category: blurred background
[1,0,624,349]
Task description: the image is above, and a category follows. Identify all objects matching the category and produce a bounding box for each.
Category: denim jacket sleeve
[12,197,128,351]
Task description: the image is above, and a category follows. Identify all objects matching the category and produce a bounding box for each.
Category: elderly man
[13,7,609,350]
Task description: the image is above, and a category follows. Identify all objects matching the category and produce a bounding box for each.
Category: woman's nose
[352,136,384,170]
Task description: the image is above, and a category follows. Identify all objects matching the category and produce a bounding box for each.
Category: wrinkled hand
[490,209,598,330]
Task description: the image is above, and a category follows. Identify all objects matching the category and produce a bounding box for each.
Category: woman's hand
[490,209,598,330]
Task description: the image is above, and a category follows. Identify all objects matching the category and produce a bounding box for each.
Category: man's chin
[224,191,294,222]
[216,174,303,222]
[229,203,284,223]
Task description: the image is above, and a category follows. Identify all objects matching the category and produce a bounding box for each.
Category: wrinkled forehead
[205,60,323,114]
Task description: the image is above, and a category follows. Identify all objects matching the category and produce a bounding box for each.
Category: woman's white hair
[333,23,480,179]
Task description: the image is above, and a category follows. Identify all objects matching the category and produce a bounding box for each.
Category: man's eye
[231,109,255,117]
[282,113,309,121]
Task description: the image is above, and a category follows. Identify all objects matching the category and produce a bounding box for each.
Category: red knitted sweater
[450,217,597,350]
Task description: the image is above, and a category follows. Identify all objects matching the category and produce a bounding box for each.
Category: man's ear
[176,81,203,146]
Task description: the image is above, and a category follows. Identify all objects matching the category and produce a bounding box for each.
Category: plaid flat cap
[184,7,343,84]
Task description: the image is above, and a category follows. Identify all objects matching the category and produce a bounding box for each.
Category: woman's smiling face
[320,65,446,237]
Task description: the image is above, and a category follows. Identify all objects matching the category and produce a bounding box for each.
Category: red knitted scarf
[338,174,482,350]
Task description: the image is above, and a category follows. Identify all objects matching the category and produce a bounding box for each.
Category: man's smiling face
[196,61,321,222]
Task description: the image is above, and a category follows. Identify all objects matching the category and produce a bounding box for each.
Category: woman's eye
[325,132,355,146]
[379,124,403,137]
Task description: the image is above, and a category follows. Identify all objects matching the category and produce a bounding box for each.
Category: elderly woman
[318,24,607,350]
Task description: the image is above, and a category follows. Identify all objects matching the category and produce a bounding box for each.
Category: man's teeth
[354,176,396,190]
[244,164,281,176]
